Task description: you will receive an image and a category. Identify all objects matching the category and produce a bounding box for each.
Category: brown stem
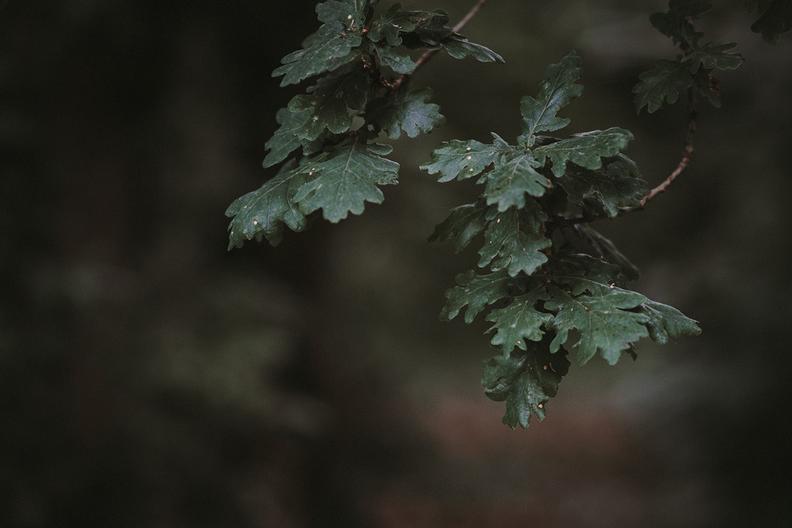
[390,0,491,91]
[640,90,698,207]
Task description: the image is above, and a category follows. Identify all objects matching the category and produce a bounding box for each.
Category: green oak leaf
[650,0,711,48]
[546,280,650,366]
[556,155,647,219]
[373,88,444,139]
[686,42,744,72]
[441,270,512,324]
[642,300,702,344]
[482,152,551,211]
[486,289,553,354]
[518,51,583,146]
[749,0,792,42]
[478,206,550,277]
[370,8,451,47]
[482,346,569,429]
[633,59,693,114]
[534,128,634,178]
[226,160,309,248]
[422,136,507,183]
[294,142,399,223]
[443,35,505,63]
[368,5,417,46]
[273,20,363,87]
[374,45,417,74]
[429,202,488,253]
[264,107,313,168]
[287,67,370,142]
[576,227,641,281]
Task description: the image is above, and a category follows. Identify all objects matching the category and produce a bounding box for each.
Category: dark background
[1,1,790,526]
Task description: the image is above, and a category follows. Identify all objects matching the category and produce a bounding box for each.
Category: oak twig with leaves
[225,0,502,247]
[225,0,787,429]
[425,51,703,429]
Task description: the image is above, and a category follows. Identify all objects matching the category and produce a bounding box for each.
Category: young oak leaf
[685,42,744,73]
[482,346,569,429]
[478,206,550,277]
[428,202,488,253]
[282,67,370,145]
[555,155,647,219]
[650,0,711,48]
[642,300,702,344]
[421,136,506,183]
[749,0,792,42]
[374,46,418,74]
[226,161,309,248]
[546,280,650,366]
[518,51,583,146]
[441,270,512,324]
[264,107,314,168]
[482,152,551,211]
[273,0,370,87]
[534,128,634,178]
[294,142,399,223]
[486,289,553,354]
[373,88,444,140]
[443,35,505,63]
[633,59,693,114]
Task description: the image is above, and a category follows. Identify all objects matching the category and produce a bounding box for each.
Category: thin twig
[452,0,491,33]
[640,90,699,207]
[391,0,491,90]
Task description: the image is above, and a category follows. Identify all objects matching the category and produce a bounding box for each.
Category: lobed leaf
[486,288,553,354]
[482,346,569,429]
[749,0,792,42]
[421,137,506,183]
[294,141,399,223]
[518,51,583,146]
[482,152,551,211]
[642,300,702,344]
[633,59,693,114]
[686,42,744,73]
[273,23,363,87]
[226,161,309,248]
[373,88,444,139]
[534,128,634,178]
[478,206,550,277]
[441,270,512,323]
[546,280,650,366]
[429,202,488,253]
[443,35,505,63]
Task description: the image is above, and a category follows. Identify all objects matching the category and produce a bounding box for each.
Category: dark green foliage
[749,0,792,41]
[428,52,701,428]
[226,0,719,430]
[227,0,502,247]
[634,1,744,113]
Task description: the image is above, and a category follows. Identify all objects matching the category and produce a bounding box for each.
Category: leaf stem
[391,0,491,90]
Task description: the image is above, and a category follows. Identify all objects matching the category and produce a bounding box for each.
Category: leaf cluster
[749,0,792,42]
[426,52,701,429]
[634,0,744,114]
[225,0,502,248]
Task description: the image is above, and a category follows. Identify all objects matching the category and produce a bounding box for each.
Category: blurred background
[1,0,790,526]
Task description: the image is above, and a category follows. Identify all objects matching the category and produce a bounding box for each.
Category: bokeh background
[2,0,790,526]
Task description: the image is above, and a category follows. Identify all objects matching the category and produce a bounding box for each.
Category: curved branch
[640,90,698,207]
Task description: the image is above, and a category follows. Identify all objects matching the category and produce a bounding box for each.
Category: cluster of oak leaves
[225,0,756,428]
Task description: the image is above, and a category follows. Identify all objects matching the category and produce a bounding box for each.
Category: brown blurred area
[1,1,791,526]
